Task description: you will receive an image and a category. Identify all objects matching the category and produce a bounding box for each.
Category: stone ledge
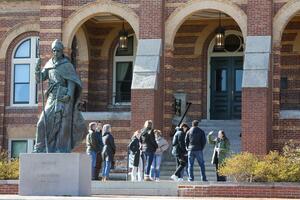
[82,112,131,121]
[280,110,300,119]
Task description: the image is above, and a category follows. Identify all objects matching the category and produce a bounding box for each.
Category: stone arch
[0,21,39,59]
[273,0,300,46]
[165,0,247,49]
[62,0,139,50]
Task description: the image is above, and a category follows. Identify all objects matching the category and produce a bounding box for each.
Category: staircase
[159,120,241,181]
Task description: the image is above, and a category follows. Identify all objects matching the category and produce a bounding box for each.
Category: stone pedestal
[19,153,91,196]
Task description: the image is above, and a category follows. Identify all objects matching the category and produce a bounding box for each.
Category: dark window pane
[224,34,241,52]
[14,39,31,58]
[116,62,133,102]
[235,70,243,91]
[14,64,30,83]
[116,36,134,56]
[14,84,29,103]
[11,140,27,158]
[216,69,227,92]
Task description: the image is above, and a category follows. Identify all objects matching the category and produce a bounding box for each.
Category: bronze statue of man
[34,39,86,153]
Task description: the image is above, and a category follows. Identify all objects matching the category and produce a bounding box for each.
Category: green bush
[219,141,300,182]
[0,151,19,180]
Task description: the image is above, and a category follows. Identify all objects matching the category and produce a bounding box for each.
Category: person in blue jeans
[150,130,169,181]
[185,120,207,182]
[140,120,158,181]
[86,122,102,180]
[101,124,116,181]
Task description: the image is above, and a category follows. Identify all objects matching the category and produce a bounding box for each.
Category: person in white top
[150,130,169,181]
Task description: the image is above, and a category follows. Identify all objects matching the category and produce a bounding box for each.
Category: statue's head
[51,39,64,60]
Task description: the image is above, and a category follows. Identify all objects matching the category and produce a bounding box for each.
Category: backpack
[129,137,139,153]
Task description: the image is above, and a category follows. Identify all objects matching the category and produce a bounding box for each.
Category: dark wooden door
[210,57,243,119]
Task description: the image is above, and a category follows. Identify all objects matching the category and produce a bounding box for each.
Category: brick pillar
[40,0,63,64]
[0,60,5,150]
[131,0,164,131]
[242,0,273,154]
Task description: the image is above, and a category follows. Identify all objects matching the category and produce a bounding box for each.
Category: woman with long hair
[207,130,230,181]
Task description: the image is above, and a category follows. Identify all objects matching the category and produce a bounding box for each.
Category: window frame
[112,34,137,105]
[8,138,35,158]
[11,37,39,107]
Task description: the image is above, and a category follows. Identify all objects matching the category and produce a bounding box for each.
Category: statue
[34,39,86,153]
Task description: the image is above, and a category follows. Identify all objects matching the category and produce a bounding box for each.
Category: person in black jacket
[171,123,189,181]
[86,122,103,180]
[139,120,158,181]
[185,120,207,181]
[95,121,104,180]
[101,124,116,181]
[128,130,143,181]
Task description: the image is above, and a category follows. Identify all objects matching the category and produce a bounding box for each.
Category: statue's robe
[34,57,86,153]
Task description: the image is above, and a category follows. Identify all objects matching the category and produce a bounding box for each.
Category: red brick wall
[272,16,300,150]
[247,0,272,35]
[242,88,271,154]
[178,184,300,199]
[0,184,18,195]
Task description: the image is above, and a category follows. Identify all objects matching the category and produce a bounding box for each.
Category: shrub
[218,152,259,182]
[219,141,300,182]
[0,151,19,180]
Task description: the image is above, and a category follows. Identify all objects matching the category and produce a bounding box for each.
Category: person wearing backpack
[128,130,143,181]
[171,123,189,181]
[139,120,158,181]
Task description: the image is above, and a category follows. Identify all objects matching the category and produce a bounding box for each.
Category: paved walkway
[0,196,298,200]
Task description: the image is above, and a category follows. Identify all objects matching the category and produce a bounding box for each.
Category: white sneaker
[177,178,184,182]
[170,174,178,181]
[155,178,160,182]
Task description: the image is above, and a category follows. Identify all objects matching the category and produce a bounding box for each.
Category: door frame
[207,30,244,119]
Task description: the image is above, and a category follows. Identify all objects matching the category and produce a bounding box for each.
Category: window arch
[113,34,137,105]
[11,36,39,105]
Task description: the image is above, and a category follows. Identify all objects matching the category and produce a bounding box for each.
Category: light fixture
[215,12,225,50]
[119,21,128,50]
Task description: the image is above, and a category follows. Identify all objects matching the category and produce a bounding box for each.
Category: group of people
[86,121,116,181]
[128,120,169,181]
[86,119,230,182]
[171,120,230,182]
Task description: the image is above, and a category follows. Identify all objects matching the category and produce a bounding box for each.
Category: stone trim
[82,112,131,121]
[165,0,247,49]
[0,22,39,59]
[242,36,271,88]
[273,0,300,46]
[62,0,139,49]
[280,110,300,119]
[132,39,162,90]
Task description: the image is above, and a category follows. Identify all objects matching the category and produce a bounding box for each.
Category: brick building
[0,0,299,168]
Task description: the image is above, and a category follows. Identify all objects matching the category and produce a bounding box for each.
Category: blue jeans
[102,160,111,178]
[150,154,162,179]
[87,151,97,179]
[188,150,207,181]
[143,151,154,176]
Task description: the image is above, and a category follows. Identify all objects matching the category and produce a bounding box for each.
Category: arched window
[113,35,136,105]
[11,37,39,105]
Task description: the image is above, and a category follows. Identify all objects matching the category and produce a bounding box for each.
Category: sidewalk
[0,196,298,200]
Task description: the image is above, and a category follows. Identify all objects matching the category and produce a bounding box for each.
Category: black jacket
[128,136,141,167]
[139,128,158,153]
[86,130,103,153]
[185,126,206,151]
[102,132,116,161]
[172,127,187,157]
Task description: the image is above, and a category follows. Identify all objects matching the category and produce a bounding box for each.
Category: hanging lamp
[215,12,225,50]
[119,21,128,50]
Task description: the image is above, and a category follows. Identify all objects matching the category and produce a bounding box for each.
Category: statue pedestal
[19,153,91,196]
